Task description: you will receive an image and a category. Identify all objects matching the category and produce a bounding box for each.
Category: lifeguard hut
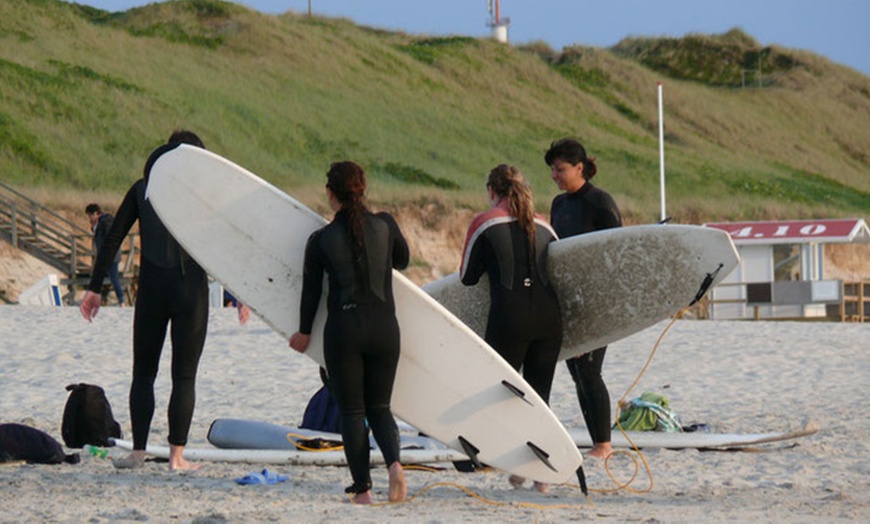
[703,218,870,320]
[487,0,510,43]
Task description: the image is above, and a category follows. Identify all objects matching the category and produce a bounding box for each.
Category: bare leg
[587,442,613,459]
[533,481,549,494]
[112,450,146,469]
[388,461,407,502]
[352,491,372,505]
[168,444,200,471]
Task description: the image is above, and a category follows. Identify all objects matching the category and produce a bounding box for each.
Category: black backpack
[61,383,122,448]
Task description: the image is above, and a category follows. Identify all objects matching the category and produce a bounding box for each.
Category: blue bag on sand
[300,385,341,434]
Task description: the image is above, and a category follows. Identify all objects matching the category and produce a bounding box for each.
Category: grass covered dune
[0,0,869,223]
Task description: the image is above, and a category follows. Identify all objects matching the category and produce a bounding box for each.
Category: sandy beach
[1,305,868,522]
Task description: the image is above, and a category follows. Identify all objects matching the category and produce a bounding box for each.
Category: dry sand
[1,305,868,523]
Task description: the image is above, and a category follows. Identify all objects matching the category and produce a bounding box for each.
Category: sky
[67,1,870,77]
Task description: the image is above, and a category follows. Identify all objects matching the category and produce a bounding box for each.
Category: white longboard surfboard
[146,145,582,483]
[425,224,740,361]
[111,438,466,466]
[591,420,820,450]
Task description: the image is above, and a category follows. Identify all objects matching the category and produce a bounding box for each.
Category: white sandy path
[1,305,869,522]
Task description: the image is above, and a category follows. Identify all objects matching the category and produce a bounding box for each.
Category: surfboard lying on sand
[110,438,466,466]
[207,418,448,452]
[575,419,819,450]
[145,145,582,484]
[207,417,820,456]
[425,224,740,361]
[112,419,816,466]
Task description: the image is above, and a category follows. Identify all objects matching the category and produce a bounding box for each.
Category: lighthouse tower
[487,0,510,43]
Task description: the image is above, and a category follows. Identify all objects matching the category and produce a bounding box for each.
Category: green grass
[611,29,802,87]
[0,0,868,225]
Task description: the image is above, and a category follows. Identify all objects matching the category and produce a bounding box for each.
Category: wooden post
[69,237,77,276]
[839,281,846,322]
[860,282,865,322]
[10,202,18,247]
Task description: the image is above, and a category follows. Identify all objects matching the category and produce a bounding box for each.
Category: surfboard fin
[576,465,588,495]
[526,441,557,472]
[500,380,533,406]
[457,436,483,469]
[690,263,724,305]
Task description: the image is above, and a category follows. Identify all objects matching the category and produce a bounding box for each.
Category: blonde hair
[487,164,536,254]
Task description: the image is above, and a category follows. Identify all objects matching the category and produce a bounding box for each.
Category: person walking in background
[460,164,562,493]
[545,138,622,460]
[85,203,126,306]
[80,130,247,471]
[289,161,409,504]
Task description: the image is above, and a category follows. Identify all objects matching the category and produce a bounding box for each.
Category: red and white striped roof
[704,218,870,245]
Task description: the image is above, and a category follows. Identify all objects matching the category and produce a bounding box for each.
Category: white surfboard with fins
[145,145,582,483]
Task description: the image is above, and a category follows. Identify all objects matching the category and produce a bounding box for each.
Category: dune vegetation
[1,0,868,224]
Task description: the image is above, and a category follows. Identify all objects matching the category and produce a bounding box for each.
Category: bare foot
[533,482,549,494]
[352,491,372,505]
[168,444,200,472]
[508,474,526,489]
[586,442,613,459]
[169,457,201,472]
[112,450,146,470]
[388,462,407,502]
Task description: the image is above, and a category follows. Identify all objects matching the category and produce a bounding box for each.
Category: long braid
[327,161,368,261]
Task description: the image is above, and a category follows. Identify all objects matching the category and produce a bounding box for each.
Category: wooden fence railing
[0,180,138,304]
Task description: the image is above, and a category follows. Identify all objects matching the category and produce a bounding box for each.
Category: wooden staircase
[0,180,137,304]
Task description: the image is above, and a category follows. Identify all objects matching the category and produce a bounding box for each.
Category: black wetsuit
[550,181,622,444]
[298,208,409,494]
[88,142,208,450]
[460,207,563,403]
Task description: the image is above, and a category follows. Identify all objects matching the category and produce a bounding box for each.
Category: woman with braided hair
[289,161,409,504]
[459,164,563,493]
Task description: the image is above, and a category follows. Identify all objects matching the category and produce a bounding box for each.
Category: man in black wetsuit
[289,161,409,505]
[546,138,623,460]
[80,130,248,471]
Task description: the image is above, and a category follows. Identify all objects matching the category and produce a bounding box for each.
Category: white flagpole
[658,82,667,223]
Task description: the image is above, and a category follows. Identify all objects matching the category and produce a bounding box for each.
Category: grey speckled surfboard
[424,224,740,361]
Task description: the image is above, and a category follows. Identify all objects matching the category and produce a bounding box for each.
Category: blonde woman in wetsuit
[460,164,563,493]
